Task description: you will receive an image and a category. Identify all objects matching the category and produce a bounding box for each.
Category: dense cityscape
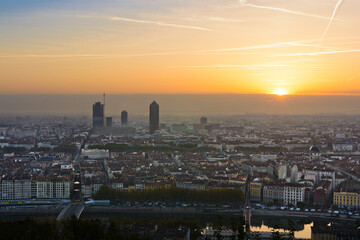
[2,0,360,238]
[0,97,359,239]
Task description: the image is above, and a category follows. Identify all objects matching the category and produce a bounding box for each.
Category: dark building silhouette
[106,117,112,127]
[121,111,128,125]
[149,101,159,134]
[92,102,104,128]
[200,116,207,125]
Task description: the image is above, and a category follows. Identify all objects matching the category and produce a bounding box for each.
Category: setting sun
[272,89,288,96]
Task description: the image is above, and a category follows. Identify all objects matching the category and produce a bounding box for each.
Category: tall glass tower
[92,102,104,128]
[121,110,128,125]
[149,101,159,134]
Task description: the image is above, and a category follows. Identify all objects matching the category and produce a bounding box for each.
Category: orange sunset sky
[0,0,359,95]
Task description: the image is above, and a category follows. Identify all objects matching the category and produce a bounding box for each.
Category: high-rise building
[149,101,159,134]
[106,117,112,127]
[93,102,104,128]
[200,116,207,125]
[121,111,128,125]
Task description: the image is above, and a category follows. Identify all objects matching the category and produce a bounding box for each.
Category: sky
[0,0,359,96]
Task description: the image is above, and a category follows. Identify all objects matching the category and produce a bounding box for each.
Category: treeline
[235,145,286,153]
[30,147,51,152]
[88,143,215,153]
[2,146,27,154]
[1,145,77,155]
[53,144,78,154]
[0,217,205,240]
[93,186,244,204]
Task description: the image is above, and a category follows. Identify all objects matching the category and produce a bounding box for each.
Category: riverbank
[1,206,359,222]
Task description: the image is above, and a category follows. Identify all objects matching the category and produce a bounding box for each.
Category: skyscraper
[149,101,159,134]
[106,117,112,127]
[200,116,208,126]
[92,102,104,128]
[121,111,128,125]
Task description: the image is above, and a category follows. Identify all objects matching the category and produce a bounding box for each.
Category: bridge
[57,136,88,221]
[244,173,251,233]
[56,203,85,220]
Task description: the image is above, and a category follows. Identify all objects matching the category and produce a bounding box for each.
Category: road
[56,204,85,220]
[325,163,360,182]
[57,135,89,219]
[80,206,360,221]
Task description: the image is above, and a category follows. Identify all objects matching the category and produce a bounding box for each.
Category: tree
[297,202,305,209]
[62,216,105,240]
[245,221,250,237]
[93,186,245,205]
[53,144,78,154]
[254,232,261,240]
[31,147,51,152]
[287,220,296,240]
[3,146,27,154]
[230,217,237,240]
[236,216,246,240]
[271,225,282,240]
[105,219,121,240]
[214,216,224,240]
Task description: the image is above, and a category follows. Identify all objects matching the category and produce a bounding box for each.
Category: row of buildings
[92,98,158,133]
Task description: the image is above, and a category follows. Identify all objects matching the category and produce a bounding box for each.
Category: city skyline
[3,94,360,116]
[2,1,360,238]
[1,0,359,95]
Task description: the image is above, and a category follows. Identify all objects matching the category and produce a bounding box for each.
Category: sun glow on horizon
[272,89,289,96]
[0,0,359,95]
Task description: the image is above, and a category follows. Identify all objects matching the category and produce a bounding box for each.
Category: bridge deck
[56,204,85,220]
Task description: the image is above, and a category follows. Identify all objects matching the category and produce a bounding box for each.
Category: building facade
[35,181,70,199]
[333,191,360,208]
[149,101,159,134]
[93,102,104,128]
[106,117,112,127]
[263,184,284,205]
[0,179,31,200]
[200,116,207,125]
[250,182,262,202]
[284,183,305,206]
[121,110,128,125]
[313,180,332,206]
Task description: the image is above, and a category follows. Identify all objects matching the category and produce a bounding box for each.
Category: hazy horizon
[1,94,360,116]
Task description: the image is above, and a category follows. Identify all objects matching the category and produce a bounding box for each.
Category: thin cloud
[239,0,330,20]
[183,16,245,23]
[169,64,328,69]
[0,40,334,59]
[280,49,360,56]
[110,17,213,32]
[206,17,245,23]
[0,54,113,58]
[199,41,333,53]
[319,0,343,44]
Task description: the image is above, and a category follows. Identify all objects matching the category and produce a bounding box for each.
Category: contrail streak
[110,17,213,32]
[201,41,333,53]
[169,64,328,69]
[280,49,360,57]
[206,17,245,23]
[239,0,330,20]
[319,0,343,44]
[0,40,334,59]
